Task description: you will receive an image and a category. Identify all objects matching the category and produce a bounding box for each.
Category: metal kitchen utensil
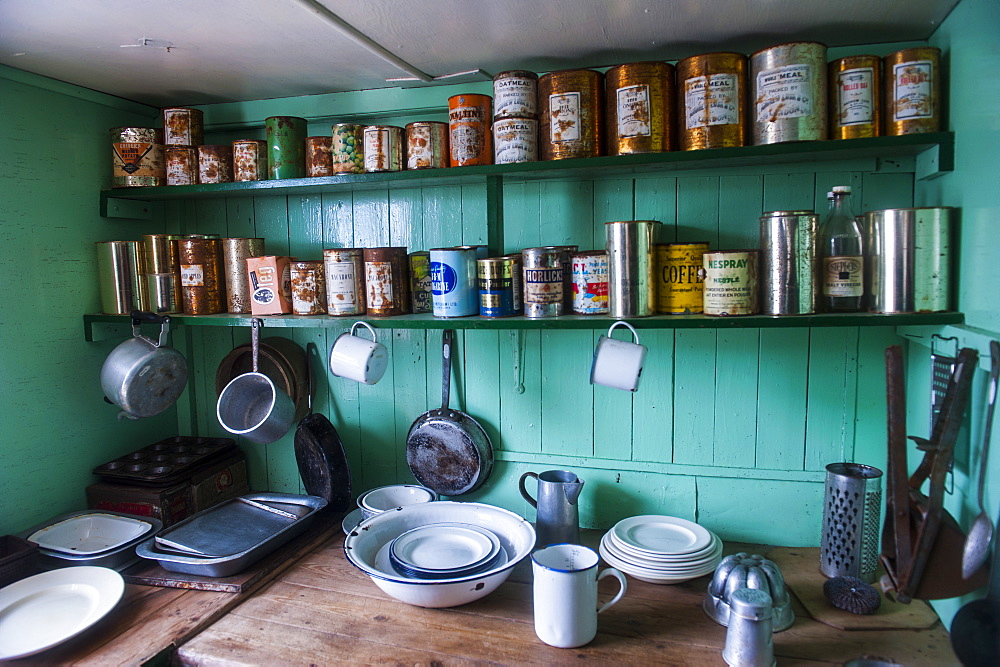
[962,339,1000,579]
[18,511,162,572]
[215,334,311,422]
[951,495,1000,665]
[704,553,794,632]
[722,588,776,667]
[820,463,883,583]
[518,470,584,548]
[294,413,352,512]
[930,334,959,433]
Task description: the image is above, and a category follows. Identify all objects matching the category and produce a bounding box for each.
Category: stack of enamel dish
[387,522,503,580]
[19,511,161,571]
[599,515,723,584]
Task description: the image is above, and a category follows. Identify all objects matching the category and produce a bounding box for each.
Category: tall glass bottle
[820,185,864,312]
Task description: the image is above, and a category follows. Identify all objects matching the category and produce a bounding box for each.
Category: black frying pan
[405,329,494,496]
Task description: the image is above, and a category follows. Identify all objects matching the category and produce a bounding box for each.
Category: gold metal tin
[829,55,882,139]
[110,127,165,187]
[750,42,828,145]
[448,94,493,167]
[305,136,334,177]
[406,121,449,170]
[538,69,604,160]
[165,147,198,186]
[701,250,760,316]
[331,124,365,174]
[323,248,366,316]
[197,145,233,184]
[676,52,748,150]
[232,140,268,181]
[605,61,675,155]
[178,237,225,315]
[363,247,410,317]
[290,260,327,315]
[363,125,404,173]
[884,47,941,135]
[96,241,148,314]
[222,237,265,314]
[655,242,708,314]
[493,70,539,120]
[162,107,204,147]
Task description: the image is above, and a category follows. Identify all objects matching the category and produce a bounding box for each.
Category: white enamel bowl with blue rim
[343,501,535,608]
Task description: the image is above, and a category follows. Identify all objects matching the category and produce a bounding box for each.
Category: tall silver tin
[913,207,954,312]
[820,462,883,583]
[605,220,660,318]
[759,211,818,315]
[864,208,915,313]
[750,42,828,145]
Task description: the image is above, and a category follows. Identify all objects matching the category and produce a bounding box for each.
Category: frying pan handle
[251,318,262,373]
[441,329,454,411]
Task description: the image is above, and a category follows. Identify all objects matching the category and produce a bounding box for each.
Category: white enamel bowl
[357,485,437,520]
[343,501,535,608]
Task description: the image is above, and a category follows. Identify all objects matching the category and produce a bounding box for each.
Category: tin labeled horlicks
[571,251,609,314]
[478,257,519,318]
[522,247,564,318]
[430,247,479,317]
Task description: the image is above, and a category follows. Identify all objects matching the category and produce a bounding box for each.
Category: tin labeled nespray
[363,125,404,172]
[570,251,609,314]
[655,242,708,314]
[539,69,604,160]
[478,257,519,318]
[232,140,268,181]
[759,212,819,315]
[829,55,882,139]
[751,42,828,145]
[111,127,165,187]
[305,136,334,177]
[431,247,480,317]
[677,52,748,150]
[605,62,675,155]
[266,116,307,179]
[165,147,198,186]
[406,121,449,170]
[162,107,204,147]
[197,145,233,184]
[331,124,365,174]
[449,94,493,167]
[493,70,538,119]
[884,47,941,135]
[364,247,410,317]
[700,250,760,316]
[522,247,564,318]
[323,248,365,316]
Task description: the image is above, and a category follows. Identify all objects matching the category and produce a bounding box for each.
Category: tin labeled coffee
[655,242,708,314]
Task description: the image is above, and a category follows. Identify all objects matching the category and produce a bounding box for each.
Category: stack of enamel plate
[386,522,504,580]
[599,515,723,584]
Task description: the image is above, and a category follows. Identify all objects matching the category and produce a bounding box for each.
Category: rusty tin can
[363,247,410,317]
[884,47,941,135]
[408,251,433,313]
[232,140,268,181]
[493,70,538,119]
[676,52,748,150]
[162,107,204,147]
[751,42,828,145]
[323,248,365,316]
[448,94,493,167]
[197,145,233,184]
[266,116,307,179]
[406,121,449,170]
[570,251,609,315]
[759,212,818,315]
[290,260,327,315]
[655,242,709,314]
[829,55,882,139]
[331,123,365,174]
[222,237,265,314]
[178,236,225,315]
[539,69,604,160]
[606,221,660,318]
[111,127,165,187]
[96,241,149,314]
[305,136,334,177]
[363,125,404,172]
[478,257,519,318]
[605,61,676,155]
[493,117,538,164]
[701,250,760,316]
[522,247,564,318]
[165,147,198,186]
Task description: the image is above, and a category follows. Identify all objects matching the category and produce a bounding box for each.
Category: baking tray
[92,436,238,487]
[135,493,327,577]
[18,511,162,572]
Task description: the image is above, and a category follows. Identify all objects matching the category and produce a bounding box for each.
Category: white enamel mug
[329,321,388,385]
[531,543,627,648]
[590,321,648,392]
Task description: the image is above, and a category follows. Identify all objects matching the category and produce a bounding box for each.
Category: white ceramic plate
[608,525,719,562]
[28,513,152,556]
[610,515,713,556]
[599,542,719,584]
[601,533,722,572]
[375,541,508,582]
[390,523,499,572]
[0,566,125,660]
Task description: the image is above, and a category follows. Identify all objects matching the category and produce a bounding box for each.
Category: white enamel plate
[390,522,500,572]
[610,515,712,556]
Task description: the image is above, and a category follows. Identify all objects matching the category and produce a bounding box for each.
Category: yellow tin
[829,55,882,139]
[605,61,675,155]
[884,47,941,135]
[655,242,708,314]
[676,52,748,151]
[538,69,604,160]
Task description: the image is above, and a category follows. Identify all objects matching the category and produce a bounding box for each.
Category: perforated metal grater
[931,335,959,432]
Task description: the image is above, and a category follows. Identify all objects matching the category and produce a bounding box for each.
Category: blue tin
[430,247,479,317]
[478,257,518,318]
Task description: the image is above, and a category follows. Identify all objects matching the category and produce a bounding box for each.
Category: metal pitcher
[519,470,584,548]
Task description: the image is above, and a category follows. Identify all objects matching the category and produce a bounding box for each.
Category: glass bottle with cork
[820,185,864,312]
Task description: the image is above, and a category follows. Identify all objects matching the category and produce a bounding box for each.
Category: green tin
[265,116,307,179]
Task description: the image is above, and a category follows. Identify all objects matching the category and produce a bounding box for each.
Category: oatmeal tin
[750,42,828,145]
[493,70,538,119]
[493,117,538,164]
[676,52,748,150]
[538,69,604,160]
[605,61,676,155]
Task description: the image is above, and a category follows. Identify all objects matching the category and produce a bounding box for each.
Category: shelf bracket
[101,195,155,219]
[915,142,953,181]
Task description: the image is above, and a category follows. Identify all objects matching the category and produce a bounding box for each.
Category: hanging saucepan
[405,329,494,496]
[100,311,188,421]
[215,334,310,421]
[216,319,295,444]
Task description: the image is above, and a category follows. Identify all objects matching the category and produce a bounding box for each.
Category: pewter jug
[519,470,584,547]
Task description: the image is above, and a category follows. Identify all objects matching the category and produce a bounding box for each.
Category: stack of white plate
[385,522,505,580]
[599,515,723,584]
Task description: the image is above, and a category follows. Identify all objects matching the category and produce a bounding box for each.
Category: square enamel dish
[27,512,152,556]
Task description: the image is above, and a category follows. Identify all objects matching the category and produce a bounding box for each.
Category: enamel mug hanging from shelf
[590,321,648,392]
[329,322,388,385]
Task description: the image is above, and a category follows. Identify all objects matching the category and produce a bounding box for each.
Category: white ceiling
[0,0,959,108]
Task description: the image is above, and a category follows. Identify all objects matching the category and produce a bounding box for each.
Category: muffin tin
[92,436,238,486]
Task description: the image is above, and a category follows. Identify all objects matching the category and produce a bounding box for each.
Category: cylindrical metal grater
[931,334,959,432]
[820,463,883,583]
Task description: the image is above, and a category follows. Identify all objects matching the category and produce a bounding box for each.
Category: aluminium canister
[700,250,760,316]
[142,234,178,275]
[605,61,676,155]
[162,107,204,147]
[406,121,449,170]
[144,234,182,313]
[493,70,538,119]
[331,123,365,174]
[232,140,268,181]
[759,211,819,315]
[177,236,225,315]
[430,247,479,317]
[165,147,198,185]
[478,257,519,318]
[493,117,538,164]
[323,248,365,316]
[197,145,233,184]
[363,125,404,172]
[265,116,307,179]
[570,251,609,315]
[110,127,165,187]
[96,241,149,314]
[408,251,432,313]
[522,247,564,318]
[676,52,748,150]
[829,55,882,139]
[145,273,180,314]
[750,42,828,145]
[305,136,334,177]
[363,247,410,317]
[654,242,708,314]
[222,237,265,314]
[539,69,604,160]
[290,260,327,315]
[912,207,953,312]
[606,220,660,318]
[884,47,941,135]
[448,94,493,167]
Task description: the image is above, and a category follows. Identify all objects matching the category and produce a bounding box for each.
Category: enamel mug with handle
[590,320,647,391]
[329,321,388,385]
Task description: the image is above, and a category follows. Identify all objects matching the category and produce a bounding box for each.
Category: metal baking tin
[493,117,538,164]
[605,61,675,155]
[162,107,204,147]
[363,125,404,172]
[522,247,563,318]
[538,69,604,160]
[478,256,519,318]
[677,52,748,151]
[750,41,828,145]
[305,136,334,177]
[178,236,225,315]
[165,147,198,186]
[331,123,365,174]
[431,247,480,317]
[570,251,609,314]
[829,55,882,140]
[266,116,307,179]
[759,212,818,315]
[197,144,233,184]
[223,237,265,314]
[884,47,941,135]
[290,260,327,315]
[96,240,148,314]
[606,220,660,318]
[111,127,165,187]
[406,121,449,170]
[232,139,269,181]
[408,250,433,313]
[655,242,708,314]
[701,250,760,316]
[364,247,410,316]
[323,248,365,316]
[493,70,538,120]
[448,93,493,166]
[19,511,162,572]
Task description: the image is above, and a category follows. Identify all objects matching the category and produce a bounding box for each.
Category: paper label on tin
[702,254,757,315]
[548,92,581,143]
[406,126,435,169]
[324,260,359,311]
[893,61,934,120]
[164,110,196,145]
[837,67,875,125]
[112,142,160,176]
[684,74,740,129]
[493,119,537,164]
[823,256,863,297]
[756,64,813,122]
[363,128,394,171]
[571,257,609,313]
[616,84,651,138]
[523,267,564,303]
[449,104,489,164]
[180,264,204,287]
[365,261,393,308]
[494,77,537,117]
